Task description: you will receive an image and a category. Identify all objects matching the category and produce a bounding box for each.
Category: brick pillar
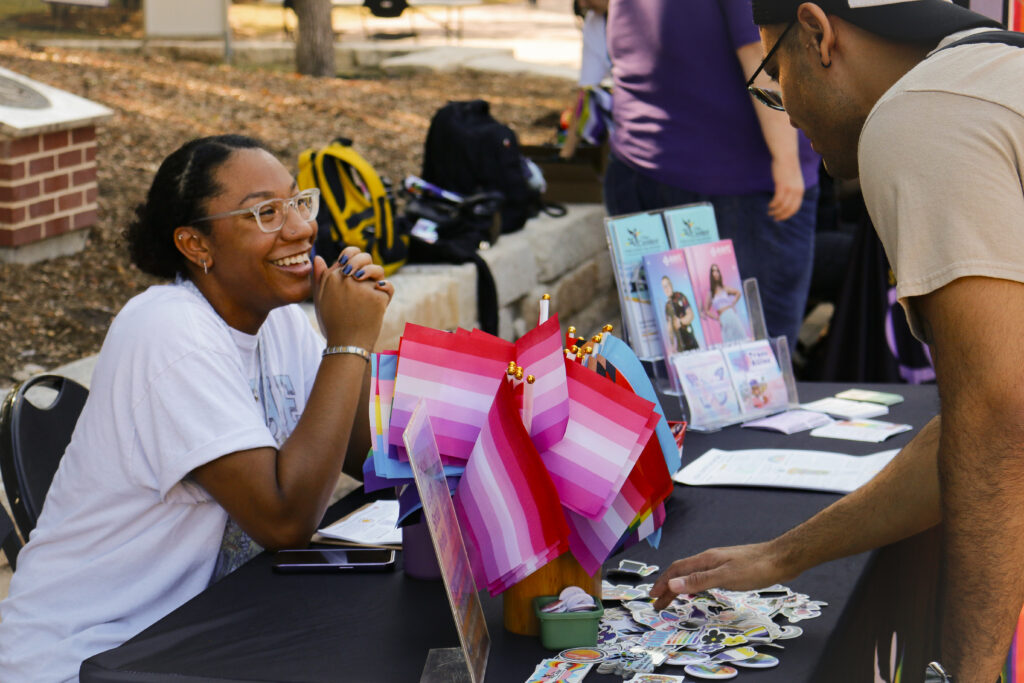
[0,126,99,252]
[0,67,112,265]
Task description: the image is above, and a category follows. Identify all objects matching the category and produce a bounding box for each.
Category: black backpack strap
[541,202,568,218]
[938,29,1024,51]
[407,238,499,336]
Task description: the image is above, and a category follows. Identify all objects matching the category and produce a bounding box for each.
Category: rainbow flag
[1002,605,1024,682]
[453,379,570,595]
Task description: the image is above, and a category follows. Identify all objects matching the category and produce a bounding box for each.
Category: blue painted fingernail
[342,264,353,275]
[354,269,365,278]
[339,253,349,266]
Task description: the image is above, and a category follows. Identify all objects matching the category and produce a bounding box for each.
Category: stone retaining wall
[374,203,619,349]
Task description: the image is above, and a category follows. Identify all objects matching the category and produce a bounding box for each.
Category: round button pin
[683,663,739,680]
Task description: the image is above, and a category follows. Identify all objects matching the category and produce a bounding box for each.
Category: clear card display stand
[648,278,800,432]
[420,648,473,683]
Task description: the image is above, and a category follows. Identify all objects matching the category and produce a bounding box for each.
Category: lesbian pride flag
[365,350,464,491]
[566,433,673,574]
[538,359,657,519]
[389,323,514,462]
[454,379,570,596]
[513,316,569,451]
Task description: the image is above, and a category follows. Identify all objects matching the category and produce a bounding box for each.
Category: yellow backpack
[297,138,407,276]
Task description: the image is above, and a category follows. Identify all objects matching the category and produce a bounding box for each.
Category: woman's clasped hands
[313,245,394,350]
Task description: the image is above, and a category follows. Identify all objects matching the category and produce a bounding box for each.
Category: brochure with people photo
[722,339,789,417]
[683,239,753,347]
[642,249,706,390]
[671,349,743,429]
[663,202,720,249]
[605,211,671,359]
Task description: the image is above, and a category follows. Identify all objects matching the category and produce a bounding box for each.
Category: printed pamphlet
[605,211,671,359]
[643,249,706,389]
[801,397,889,420]
[674,447,901,494]
[723,339,789,417]
[683,239,753,347]
[742,409,833,435]
[834,388,905,406]
[810,419,913,443]
[671,349,743,429]
[664,202,719,249]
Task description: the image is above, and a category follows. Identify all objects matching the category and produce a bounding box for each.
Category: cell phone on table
[272,548,397,573]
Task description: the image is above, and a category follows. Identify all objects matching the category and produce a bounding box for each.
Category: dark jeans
[604,154,818,349]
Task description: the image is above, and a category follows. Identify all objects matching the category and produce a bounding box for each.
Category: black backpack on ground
[421,99,547,235]
[399,178,504,335]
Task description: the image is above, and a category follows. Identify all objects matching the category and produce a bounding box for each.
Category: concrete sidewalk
[328,0,583,71]
[43,0,586,81]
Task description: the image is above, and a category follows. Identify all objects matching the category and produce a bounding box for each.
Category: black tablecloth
[81,382,940,683]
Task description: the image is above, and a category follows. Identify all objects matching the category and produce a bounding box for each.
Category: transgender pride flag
[389,324,515,462]
[454,379,570,596]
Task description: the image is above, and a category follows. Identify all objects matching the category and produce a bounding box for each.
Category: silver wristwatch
[925,662,952,683]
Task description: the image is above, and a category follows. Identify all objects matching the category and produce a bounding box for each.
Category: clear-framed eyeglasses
[746,19,796,112]
[192,188,320,233]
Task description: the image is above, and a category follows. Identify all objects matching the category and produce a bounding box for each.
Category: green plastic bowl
[532,595,604,650]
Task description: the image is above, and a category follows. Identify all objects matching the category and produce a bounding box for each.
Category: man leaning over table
[648,1,1024,681]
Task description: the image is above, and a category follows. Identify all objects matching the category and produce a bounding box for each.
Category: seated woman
[0,134,394,681]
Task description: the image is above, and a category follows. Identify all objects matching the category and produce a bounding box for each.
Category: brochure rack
[650,278,799,432]
[603,205,797,432]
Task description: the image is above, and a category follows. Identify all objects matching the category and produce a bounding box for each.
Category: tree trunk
[293,0,336,77]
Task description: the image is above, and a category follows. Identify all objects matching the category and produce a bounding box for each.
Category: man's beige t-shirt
[859,30,1024,344]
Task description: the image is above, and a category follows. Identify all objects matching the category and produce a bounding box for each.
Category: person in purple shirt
[604,0,820,349]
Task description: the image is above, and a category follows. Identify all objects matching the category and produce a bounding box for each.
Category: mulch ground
[0,38,572,386]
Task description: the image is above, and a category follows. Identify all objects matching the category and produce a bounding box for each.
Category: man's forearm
[650,416,943,606]
[939,418,1024,681]
[774,417,942,575]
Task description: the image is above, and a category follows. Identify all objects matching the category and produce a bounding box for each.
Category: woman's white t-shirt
[0,281,323,682]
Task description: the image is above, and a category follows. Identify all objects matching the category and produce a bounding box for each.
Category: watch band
[322,345,371,361]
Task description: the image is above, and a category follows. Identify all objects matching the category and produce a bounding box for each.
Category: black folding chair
[0,374,88,541]
[0,503,21,571]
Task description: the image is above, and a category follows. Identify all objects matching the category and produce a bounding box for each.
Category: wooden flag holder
[501,552,602,636]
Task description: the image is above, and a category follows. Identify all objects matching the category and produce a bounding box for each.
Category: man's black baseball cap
[751,0,1001,42]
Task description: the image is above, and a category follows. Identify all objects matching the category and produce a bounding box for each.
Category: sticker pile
[525,576,825,682]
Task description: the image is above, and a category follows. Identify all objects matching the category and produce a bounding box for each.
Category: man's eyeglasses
[193,188,320,233]
[746,19,796,112]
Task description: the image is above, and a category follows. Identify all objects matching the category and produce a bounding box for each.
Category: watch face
[924,662,951,683]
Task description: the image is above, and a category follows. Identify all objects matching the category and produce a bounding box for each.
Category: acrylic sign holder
[405,401,490,683]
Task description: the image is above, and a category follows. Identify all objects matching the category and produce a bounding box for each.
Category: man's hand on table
[649,540,798,610]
